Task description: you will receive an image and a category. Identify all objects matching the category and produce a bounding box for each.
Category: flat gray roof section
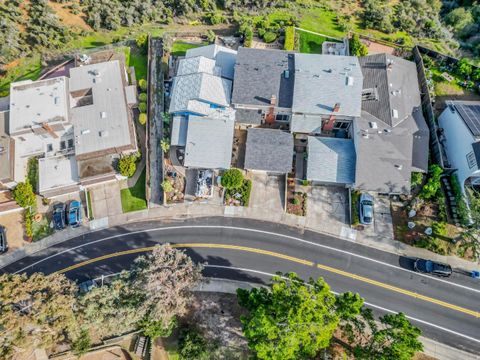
[69,60,134,156]
[171,116,188,146]
[235,108,263,125]
[184,115,234,169]
[38,155,79,194]
[169,72,232,115]
[244,128,294,173]
[232,48,295,108]
[359,54,423,127]
[186,44,237,80]
[290,114,323,134]
[293,54,363,117]
[9,77,69,133]
[307,137,356,184]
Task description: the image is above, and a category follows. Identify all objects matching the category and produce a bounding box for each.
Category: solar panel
[456,103,480,136]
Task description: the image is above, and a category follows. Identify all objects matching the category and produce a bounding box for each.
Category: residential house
[0,58,138,198]
[438,101,480,193]
[169,47,237,170]
[230,48,429,194]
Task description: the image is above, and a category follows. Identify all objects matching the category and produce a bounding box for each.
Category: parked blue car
[67,200,82,228]
[52,203,66,230]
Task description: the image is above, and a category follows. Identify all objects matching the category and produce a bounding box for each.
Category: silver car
[359,193,374,225]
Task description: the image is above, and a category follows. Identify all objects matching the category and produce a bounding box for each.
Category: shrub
[205,29,216,43]
[207,13,224,25]
[118,154,138,177]
[138,78,147,91]
[431,221,447,237]
[221,169,244,189]
[27,157,39,193]
[410,172,423,189]
[72,329,91,356]
[244,27,253,48]
[257,28,266,38]
[24,208,33,239]
[351,190,360,225]
[138,113,147,125]
[138,92,147,102]
[292,197,300,205]
[161,179,174,193]
[284,26,295,50]
[136,33,148,54]
[160,138,170,152]
[420,165,442,200]
[13,182,36,208]
[301,179,309,186]
[263,31,277,43]
[241,179,252,207]
[178,326,209,359]
[350,34,368,56]
[138,102,147,112]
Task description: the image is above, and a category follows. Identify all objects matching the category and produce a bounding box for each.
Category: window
[276,114,289,122]
[466,151,477,169]
[60,141,66,150]
[47,144,53,152]
[333,121,350,130]
[67,139,74,149]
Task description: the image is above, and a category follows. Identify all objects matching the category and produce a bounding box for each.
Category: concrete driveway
[89,181,123,220]
[306,186,350,238]
[358,194,394,243]
[0,210,27,251]
[247,173,285,214]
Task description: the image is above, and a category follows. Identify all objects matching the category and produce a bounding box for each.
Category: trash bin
[472,270,480,279]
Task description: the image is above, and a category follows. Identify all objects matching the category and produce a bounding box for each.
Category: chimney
[265,95,277,124]
[322,103,341,132]
[41,123,59,139]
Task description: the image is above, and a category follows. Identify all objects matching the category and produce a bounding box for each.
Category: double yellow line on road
[55,243,479,318]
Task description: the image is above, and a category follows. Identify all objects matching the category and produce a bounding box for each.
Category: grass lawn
[299,7,345,39]
[120,168,147,213]
[0,55,42,97]
[171,41,207,56]
[120,46,148,80]
[298,30,328,54]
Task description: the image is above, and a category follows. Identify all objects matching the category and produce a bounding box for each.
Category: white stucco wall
[438,109,480,192]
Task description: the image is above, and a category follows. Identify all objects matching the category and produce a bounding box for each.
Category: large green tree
[0,273,79,358]
[237,273,362,360]
[341,308,423,360]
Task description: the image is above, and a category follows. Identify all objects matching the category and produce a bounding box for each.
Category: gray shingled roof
[186,44,237,80]
[359,53,422,127]
[244,128,294,173]
[184,115,234,169]
[293,54,363,117]
[235,108,263,125]
[307,137,356,184]
[232,48,295,108]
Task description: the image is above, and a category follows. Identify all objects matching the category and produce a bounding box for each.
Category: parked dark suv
[52,203,66,230]
[414,258,452,277]
[0,226,8,253]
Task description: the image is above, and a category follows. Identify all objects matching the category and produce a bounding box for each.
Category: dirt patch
[79,346,132,360]
[363,39,396,55]
[187,292,249,353]
[48,1,91,31]
[286,178,306,216]
[0,210,28,250]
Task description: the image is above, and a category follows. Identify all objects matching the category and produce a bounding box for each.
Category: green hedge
[351,190,360,226]
[450,174,469,225]
[284,26,295,50]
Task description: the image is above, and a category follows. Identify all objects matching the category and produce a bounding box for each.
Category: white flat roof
[9,77,69,133]
[38,156,79,193]
[69,60,133,155]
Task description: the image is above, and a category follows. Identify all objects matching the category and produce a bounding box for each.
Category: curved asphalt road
[1,217,479,354]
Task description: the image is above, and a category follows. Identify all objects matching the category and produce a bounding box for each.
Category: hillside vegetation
[0,0,478,86]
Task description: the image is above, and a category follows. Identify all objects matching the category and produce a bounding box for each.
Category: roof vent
[99,130,109,137]
[346,76,354,86]
[369,122,378,129]
[384,129,392,133]
[395,164,403,170]
[81,129,90,135]
[100,111,107,119]
[54,97,60,105]
[392,109,399,118]
[362,133,369,139]
[284,70,290,79]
